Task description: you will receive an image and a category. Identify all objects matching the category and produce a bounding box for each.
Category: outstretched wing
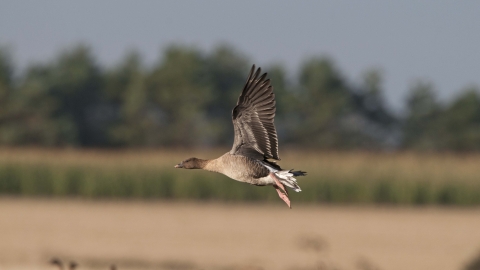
[230,65,280,161]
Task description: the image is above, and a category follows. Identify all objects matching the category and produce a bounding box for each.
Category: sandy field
[0,199,479,270]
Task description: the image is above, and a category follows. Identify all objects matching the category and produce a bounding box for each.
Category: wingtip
[250,64,256,75]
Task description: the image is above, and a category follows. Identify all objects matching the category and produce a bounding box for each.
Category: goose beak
[174,164,183,168]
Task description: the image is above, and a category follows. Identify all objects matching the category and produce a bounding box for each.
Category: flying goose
[175,65,306,208]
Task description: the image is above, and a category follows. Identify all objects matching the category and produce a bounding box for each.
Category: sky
[1,1,479,112]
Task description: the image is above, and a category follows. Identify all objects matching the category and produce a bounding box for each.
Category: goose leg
[270,172,291,208]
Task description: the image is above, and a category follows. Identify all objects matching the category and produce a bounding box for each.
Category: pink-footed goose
[175,65,306,208]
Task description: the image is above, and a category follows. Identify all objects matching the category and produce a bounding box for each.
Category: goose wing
[230,65,280,160]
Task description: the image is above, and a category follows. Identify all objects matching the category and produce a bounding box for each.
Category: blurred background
[1,1,480,270]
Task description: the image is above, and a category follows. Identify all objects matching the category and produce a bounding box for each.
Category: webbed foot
[271,172,291,208]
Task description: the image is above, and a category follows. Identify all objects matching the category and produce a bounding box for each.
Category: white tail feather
[275,170,302,192]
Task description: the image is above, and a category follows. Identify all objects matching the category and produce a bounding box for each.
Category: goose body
[204,153,272,185]
[175,65,306,208]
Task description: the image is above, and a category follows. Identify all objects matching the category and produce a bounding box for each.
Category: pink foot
[275,186,291,208]
[271,172,291,208]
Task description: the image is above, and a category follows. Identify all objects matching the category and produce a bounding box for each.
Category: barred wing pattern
[230,65,280,161]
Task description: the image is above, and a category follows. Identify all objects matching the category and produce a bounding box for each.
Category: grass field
[1,148,480,205]
[0,199,479,270]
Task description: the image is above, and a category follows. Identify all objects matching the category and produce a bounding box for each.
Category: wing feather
[230,65,280,160]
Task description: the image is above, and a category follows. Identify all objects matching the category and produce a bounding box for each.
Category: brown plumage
[231,65,279,160]
[175,65,306,208]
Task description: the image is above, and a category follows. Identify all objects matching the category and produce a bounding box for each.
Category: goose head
[174,157,205,169]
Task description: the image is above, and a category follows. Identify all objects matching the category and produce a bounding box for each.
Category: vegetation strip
[1,150,479,205]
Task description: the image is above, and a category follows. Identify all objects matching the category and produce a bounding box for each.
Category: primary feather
[230,65,280,161]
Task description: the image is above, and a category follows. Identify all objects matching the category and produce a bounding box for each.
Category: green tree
[0,46,17,144]
[294,57,358,148]
[12,64,77,145]
[354,69,398,148]
[6,45,106,146]
[205,44,249,145]
[48,45,105,146]
[148,45,213,146]
[440,88,480,151]
[403,81,442,150]
[0,47,70,146]
[0,47,13,101]
[105,51,155,146]
[358,69,394,126]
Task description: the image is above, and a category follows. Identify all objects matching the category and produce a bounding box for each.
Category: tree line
[0,44,479,151]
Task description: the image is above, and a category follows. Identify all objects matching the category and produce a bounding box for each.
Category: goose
[175,65,306,208]
[50,258,64,270]
[69,261,78,270]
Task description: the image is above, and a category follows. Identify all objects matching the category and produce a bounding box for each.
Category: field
[1,148,480,205]
[1,199,480,270]
[2,149,480,270]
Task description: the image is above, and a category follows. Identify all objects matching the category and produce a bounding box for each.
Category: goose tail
[274,169,305,192]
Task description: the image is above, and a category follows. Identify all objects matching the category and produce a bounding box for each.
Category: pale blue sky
[1,1,479,112]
